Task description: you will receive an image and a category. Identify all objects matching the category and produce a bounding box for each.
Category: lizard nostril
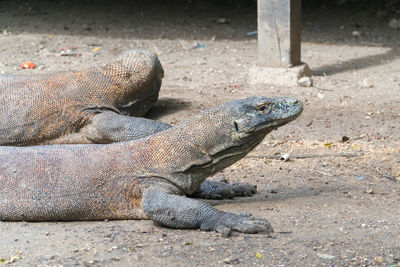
[124,72,132,80]
[234,121,239,132]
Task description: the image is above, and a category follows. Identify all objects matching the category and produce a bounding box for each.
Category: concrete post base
[247,63,313,87]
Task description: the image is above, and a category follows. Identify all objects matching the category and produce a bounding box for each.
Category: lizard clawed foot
[230,183,257,197]
[191,180,257,199]
[143,188,273,237]
[202,213,274,237]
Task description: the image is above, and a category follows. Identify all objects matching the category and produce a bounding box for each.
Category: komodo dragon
[0,49,171,146]
[0,96,302,235]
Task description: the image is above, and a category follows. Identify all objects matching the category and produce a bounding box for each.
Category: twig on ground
[382,174,398,183]
[317,170,334,177]
[247,153,361,160]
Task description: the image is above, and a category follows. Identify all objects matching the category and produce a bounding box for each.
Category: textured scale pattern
[0,96,302,235]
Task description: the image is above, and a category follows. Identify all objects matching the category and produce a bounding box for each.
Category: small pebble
[366,189,374,194]
[298,76,313,87]
[374,256,384,263]
[223,258,231,264]
[388,19,400,29]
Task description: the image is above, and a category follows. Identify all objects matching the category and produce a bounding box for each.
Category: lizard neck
[118,116,264,195]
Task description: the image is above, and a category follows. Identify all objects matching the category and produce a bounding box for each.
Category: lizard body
[0,96,302,235]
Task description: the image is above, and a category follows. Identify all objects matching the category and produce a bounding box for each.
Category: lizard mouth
[182,132,266,178]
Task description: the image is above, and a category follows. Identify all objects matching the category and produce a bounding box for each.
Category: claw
[209,213,275,235]
[215,225,232,237]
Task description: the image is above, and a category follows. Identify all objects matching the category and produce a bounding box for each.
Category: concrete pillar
[248,0,312,87]
[258,0,301,67]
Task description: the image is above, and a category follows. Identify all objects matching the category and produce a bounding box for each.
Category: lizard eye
[256,103,269,113]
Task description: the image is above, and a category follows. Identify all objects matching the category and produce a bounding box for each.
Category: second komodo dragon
[0,96,302,235]
[0,49,170,146]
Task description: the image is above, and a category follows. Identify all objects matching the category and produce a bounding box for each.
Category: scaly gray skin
[0,48,258,203]
[0,49,170,146]
[0,96,302,235]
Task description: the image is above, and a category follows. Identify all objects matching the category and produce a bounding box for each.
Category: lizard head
[201,96,302,162]
[188,96,303,153]
[109,49,164,117]
[230,96,303,140]
[167,96,303,193]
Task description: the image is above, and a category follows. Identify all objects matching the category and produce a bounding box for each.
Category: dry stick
[247,153,361,160]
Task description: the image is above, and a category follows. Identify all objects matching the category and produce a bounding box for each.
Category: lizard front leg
[81,111,171,143]
[142,187,273,236]
[190,180,257,199]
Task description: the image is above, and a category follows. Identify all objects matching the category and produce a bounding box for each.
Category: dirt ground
[0,0,399,266]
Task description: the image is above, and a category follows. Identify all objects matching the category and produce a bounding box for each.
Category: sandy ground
[0,0,399,266]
